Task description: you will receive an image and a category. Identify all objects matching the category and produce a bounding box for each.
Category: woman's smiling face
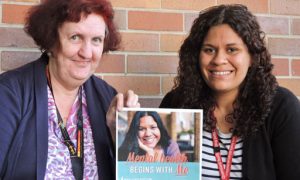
[138,115,161,149]
[199,24,252,97]
[50,13,106,86]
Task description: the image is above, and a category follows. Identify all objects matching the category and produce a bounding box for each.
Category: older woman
[0,0,139,179]
[160,4,300,179]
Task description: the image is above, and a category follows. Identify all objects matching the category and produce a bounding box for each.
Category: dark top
[160,86,300,180]
[0,53,117,180]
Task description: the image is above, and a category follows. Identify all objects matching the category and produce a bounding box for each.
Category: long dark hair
[173,4,277,137]
[118,111,171,161]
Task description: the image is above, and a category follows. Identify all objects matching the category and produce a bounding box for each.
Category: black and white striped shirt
[202,129,243,179]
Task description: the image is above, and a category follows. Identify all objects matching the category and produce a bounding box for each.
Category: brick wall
[1,0,300,107]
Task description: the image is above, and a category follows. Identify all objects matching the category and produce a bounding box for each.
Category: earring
[47,51,52,57]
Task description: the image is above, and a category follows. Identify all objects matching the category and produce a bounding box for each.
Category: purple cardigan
[0,53,117,180]
[165,140,180,156]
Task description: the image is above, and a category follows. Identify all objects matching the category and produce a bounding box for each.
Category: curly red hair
[24,0,120,53]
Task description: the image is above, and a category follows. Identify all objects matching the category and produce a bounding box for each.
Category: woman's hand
[138,139,164,161]
[106,90,140,143]
[138,138,155,156]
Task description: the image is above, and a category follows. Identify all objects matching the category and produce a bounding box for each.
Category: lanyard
[46,66,84,180]
[212,128,237,180]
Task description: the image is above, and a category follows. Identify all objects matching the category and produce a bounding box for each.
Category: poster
[116,108,203,180]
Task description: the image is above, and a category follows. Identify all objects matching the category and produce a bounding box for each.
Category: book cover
[116,108,203,180]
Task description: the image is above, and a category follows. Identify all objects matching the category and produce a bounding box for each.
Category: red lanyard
[212,128,237,180]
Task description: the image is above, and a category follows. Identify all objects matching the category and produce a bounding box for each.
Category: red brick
[127,55,178,74]
[185,15,289,35]
[268,38,300,56]
[128,11,183,31]
[2,4,32,24]
[257,16,289,35]
[139,98,162,108]
[162,76,176,94]
[121,33,159,52]
[103,76,160,95]
[277,79,300,96]
[185,13,198,32]
[271,0,300,15]
[218,0,268,13]
[162,0,215,11]
[1,51,41,71]
[160,34,186,52]
[110,0,160,8]
[292,60,300,76]
[0,27,36,48]
[96,54,125,73]
[114,10,126,30]
[272,58,289,76]
[291,19,300,35]
[4,0,39,2]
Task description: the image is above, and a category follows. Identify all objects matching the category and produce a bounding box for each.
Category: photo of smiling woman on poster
[118,111,181,161]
